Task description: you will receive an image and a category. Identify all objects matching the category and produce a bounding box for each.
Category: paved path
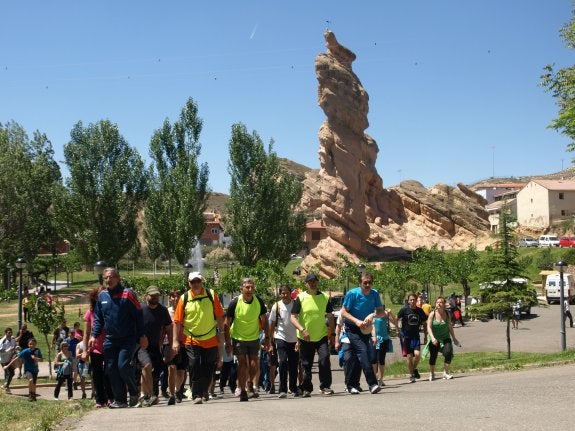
[6,302,575,430]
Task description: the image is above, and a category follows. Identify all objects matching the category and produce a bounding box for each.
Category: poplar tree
[226,123,305,266]
[144,98,210,271]
[53,120,147,265]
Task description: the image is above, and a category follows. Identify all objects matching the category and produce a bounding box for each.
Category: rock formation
[302,31,490,276]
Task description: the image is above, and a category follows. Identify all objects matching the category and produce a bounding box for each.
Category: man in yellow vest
[224,278,269,402]
[290,273,335,397]
[172,271,225,405]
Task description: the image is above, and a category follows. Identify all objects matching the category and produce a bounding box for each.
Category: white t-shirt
[270,300,297,343]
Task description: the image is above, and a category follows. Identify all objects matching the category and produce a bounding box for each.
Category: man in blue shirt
[90,268,147,408]
[340,272,384,394]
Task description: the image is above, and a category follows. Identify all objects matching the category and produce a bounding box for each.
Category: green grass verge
[384,349,575,377]
[0,392,94,431]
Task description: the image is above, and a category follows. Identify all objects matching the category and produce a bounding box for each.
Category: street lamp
[555,260,567,351]
[94,260,107,286]
[183,262,193,290]
[15,257,26,331]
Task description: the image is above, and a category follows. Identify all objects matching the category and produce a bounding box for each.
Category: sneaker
[234,387,242,397]
[95,403,103,409]
[162,390,170,399]
[208,393,215,400]
[349,387,360,395]
[429,373,435,382]
[108,401,128,409]
[443,372,453,380]
[409,375,416,383]
[378,379,385,388]
[149,395,159,406]
[184,388,193,400]
[175,390,183,403]
[293,389,302,398]
[413,369,420,379]
[320,387,334,395]
[130,395,141,407]
[269,385,275,395]
[54,397,59,401]
[239,391,249,402]
[202,395,209,402]
[302,390,311,398]
[4,388,11,394]
[168,396,176,405]
[370,384,381,394]
[278,392,287,399]
[193,397,203,404]
[247,390,259,399]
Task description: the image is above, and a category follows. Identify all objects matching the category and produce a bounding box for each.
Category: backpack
[182,288,216,320]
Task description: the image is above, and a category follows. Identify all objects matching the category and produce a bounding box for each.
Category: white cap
[188,271,203,282]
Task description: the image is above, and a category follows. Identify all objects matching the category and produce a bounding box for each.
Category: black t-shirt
[397,306,427,338]
[142,303,172,347]
[291,291,334,314]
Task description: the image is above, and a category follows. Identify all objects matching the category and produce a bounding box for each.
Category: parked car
[538,235,560,247]
[518,237,539,247]
[559,236,575,248]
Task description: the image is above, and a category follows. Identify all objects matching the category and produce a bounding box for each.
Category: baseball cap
[188,271,203,282]
[146,285,160,296]
[305,273,318,282]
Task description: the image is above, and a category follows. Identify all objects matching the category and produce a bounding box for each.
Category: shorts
[23,371,38,383]
[165,345,188,370]
[77,361,90,379]
[232,339,260,357]
[400,335,421,357]
[132,347,152,369]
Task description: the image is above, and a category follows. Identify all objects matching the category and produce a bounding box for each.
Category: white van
[538,235,560,247]
[545,273,575,304]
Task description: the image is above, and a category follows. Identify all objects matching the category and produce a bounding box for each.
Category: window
[559,192,564,200]
[562,210,566,216]
[311,231,321,241]
[211,228,219,234]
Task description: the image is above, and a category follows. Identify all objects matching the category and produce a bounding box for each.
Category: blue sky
[1,1,573,194]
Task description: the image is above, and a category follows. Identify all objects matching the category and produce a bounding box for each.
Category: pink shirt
[84,309,105,354]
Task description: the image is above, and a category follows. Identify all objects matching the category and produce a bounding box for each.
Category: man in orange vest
[172,271,225,404]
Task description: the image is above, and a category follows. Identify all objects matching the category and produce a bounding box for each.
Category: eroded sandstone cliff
[301,31,490,276]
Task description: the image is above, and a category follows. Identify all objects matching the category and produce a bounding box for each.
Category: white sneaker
[429,373,435,382]
[443,372,453,380]
[349,387,360,394]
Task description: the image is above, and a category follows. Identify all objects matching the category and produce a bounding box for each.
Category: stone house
[516,179,575,228]
[199,211,226,246]
[304,219,327,252]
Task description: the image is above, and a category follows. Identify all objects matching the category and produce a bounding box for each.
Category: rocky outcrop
[301,32,490,276]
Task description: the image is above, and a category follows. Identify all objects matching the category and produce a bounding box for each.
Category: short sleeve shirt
[397,306,427,338]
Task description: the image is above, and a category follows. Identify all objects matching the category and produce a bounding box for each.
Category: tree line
[0,97,305,288]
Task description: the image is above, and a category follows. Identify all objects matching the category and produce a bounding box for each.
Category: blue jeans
[346,331,378,389]
[2,362,14,388]
[104,338,138,404]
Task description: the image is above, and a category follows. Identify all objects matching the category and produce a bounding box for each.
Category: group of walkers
[0,267,461,407]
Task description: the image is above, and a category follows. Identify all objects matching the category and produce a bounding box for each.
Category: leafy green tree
[541,8,575,154]
[472,213,534,358]
[27,295,66,378]
[226,123,305,266]
[411,245,451,298]
[536,247,555,270]
[145,98,210,273]
[447,245,479,302]
[0,122,61,288]
[377,261,414,305]
[53,120,147,266]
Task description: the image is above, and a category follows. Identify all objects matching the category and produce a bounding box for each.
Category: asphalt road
[8,302,575,430]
